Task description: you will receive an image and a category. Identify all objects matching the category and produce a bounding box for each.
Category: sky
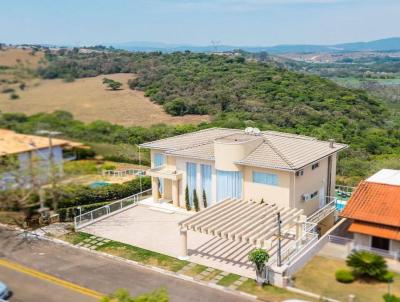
[1,0,400,46]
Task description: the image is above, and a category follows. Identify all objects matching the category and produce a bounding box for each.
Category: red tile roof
[348,221,400,241]
[341,181,400,227]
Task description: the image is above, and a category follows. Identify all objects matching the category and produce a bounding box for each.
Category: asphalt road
[0,228,252,302]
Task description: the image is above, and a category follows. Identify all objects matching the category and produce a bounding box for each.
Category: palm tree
[346,250,388,280]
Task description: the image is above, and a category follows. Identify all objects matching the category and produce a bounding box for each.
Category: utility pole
[37,130,61,211]
[277,212,282,267]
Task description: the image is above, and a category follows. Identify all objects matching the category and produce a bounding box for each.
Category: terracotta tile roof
[0,129,83,156]
[341,181,400,227]
[140,128,347,171]
[348,221,400,241]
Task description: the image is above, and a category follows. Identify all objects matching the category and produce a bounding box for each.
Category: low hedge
[48,176,151,209]
[335,269,355,283]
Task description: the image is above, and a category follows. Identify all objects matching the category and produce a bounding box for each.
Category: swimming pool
[89,181,111,189]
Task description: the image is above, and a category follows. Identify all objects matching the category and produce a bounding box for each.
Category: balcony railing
[307,196,337,224]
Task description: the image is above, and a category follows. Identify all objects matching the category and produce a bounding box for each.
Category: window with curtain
[201,164,212,205]
[216,170,242,202]
[154,153,165,195]
[186,162,197,205]
[154,153,165,168]
[252,171,278,186]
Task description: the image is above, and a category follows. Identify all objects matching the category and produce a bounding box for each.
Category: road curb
[0,223,257,301]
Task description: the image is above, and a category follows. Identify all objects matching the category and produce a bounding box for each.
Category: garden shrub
[383,294,400,302]
[50,176,151,209]
[346,250,388,280]
[380,271,395,282]
[335,269,355,283]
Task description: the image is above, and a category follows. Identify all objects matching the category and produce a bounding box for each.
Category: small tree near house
[193,189,199,212]
[202,189,207,208]
[249,248,269,286]
[102,78,123,90]
[185,185,191,211]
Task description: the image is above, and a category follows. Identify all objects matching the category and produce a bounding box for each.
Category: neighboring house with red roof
[341,169,400,256]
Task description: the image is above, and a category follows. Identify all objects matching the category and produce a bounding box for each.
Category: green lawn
[184,264,207,277]
[294,255,400,302]
[238,279,317,302]
[61,232,188,272]
[217,273,241,286]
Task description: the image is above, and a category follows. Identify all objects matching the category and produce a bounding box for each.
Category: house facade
[341,169,400,256]
[141,128,347,217]
[0,129,82,190]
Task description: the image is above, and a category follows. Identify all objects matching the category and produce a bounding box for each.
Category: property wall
[242,166,291,208]
[353,233,371,246]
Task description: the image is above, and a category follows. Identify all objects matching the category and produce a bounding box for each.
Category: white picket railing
[74,189,151,230]
[102,168,145,178]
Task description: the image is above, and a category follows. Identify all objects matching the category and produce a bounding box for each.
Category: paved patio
[82,202,256,278]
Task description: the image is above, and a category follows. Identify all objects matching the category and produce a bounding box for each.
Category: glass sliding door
[201,164,212,206]
[186,162,197,206]
[216,170,243,202]
[154,153,165,196]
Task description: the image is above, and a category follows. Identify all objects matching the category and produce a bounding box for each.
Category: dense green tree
[103,78,123,90]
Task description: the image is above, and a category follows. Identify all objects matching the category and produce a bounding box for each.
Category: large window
[154,153,165,168]
[201,164,212,206]
[186,162,197,206]
[252,171,278,186]
[217,170,242,201]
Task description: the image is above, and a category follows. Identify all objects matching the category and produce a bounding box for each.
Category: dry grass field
[0,48,44,67]
[0,73,210,126]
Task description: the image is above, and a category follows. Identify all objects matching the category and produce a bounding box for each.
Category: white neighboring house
[140,127,348,219]
[0,129,83,190]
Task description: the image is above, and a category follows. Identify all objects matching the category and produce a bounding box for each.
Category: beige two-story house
[140,127,347,217]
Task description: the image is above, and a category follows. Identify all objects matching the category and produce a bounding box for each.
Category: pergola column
[296,216,304,240]
[178,229,189,260]
[172,180,179,207]
[152,177,159,201]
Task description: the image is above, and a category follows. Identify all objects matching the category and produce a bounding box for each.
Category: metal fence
[74,189,152,230]
[102,168,145,178]
[307,196,337,224]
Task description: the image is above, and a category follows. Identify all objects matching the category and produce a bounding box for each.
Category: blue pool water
[89,181,111,189]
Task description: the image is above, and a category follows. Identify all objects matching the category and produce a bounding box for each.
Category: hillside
[0,73,209,126]
[108,37,400,53]
[4,48,398,184]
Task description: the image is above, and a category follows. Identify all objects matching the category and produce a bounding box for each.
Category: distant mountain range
[108,37,400,54]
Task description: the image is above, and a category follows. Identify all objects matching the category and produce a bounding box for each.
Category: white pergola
[178,198,306,259]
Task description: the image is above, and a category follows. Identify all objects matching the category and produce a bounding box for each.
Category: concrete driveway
[82,203,256,278]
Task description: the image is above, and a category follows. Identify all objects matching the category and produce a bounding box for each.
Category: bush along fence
[55,177,151,222]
